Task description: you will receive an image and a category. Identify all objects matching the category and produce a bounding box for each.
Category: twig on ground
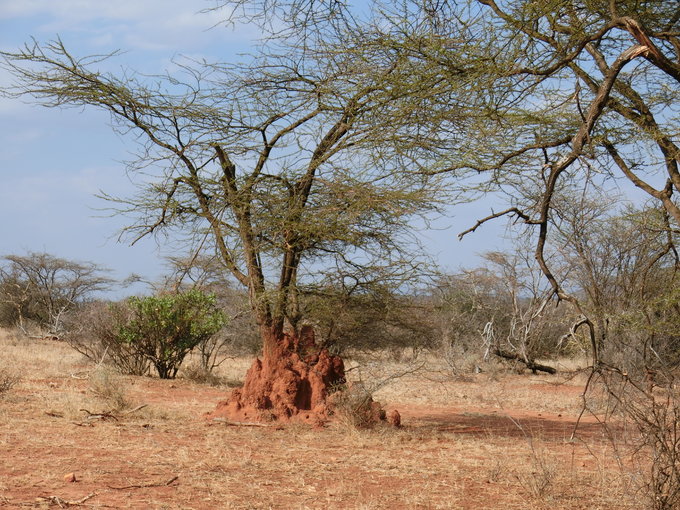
[79,409,118,421]
[212,418,272,427]
[107,475,179,490]
[120,404,148,415]
[36,492,96,507]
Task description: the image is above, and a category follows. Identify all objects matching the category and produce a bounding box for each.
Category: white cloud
[0,0,199,23]
[0,0,241,54]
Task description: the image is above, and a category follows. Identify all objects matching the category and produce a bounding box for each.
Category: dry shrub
[181,364,235,387]
[439,340,484,375]
[88,365,130,412]
[501,416,557,500]
[598,370,680,510]
[514,443,556,499]
[66,301,150,376]
[331,383,386,430]
[0,367,20,396]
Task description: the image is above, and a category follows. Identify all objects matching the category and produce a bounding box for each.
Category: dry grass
[0,363,20,397]
[88,365,132,412]
[0,328,639,509]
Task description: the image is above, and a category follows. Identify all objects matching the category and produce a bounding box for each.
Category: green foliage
[65,300,152,376]
[301,284,436,355]
[117,290,227,379]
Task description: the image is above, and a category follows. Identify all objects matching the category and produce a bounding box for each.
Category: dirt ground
[0,330,640,509]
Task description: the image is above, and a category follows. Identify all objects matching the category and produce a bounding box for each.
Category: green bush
[117,290,227,379]
[65,300,152,376]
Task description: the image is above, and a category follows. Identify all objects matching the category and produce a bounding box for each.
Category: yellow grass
[0,328,639,509]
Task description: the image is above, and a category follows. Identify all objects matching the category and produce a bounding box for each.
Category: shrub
[0,368,20,396]
[66,290,229,378]
[88,365,130,411]
[65,301,151,376]
[116,290,227,379]
[181,364,238,387]
[331,382,386,430]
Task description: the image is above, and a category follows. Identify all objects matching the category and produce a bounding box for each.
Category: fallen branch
[107,475,179,490]
[36,492,96,507]
[79,409,118,421]
[212,418,273,427]
[493,349,557,374]
[121,404,148,415]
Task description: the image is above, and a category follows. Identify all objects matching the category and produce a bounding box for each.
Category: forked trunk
[210,324,346,425]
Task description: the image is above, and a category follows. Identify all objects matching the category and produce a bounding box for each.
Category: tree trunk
[209,325,345,425]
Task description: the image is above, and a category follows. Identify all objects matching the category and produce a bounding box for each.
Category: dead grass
[0,328,639,509]
[88,365,131,412]
[0,367,20,397]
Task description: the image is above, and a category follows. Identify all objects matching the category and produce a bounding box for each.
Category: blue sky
[0,0,510,296]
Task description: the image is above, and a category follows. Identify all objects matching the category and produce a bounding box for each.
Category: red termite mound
[208,325,346,425]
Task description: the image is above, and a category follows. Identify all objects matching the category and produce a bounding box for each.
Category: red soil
[208,326,345,425]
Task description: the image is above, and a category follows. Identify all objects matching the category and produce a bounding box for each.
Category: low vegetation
[0,367,20,397]
[0,328,639,509]
[67,290,227,379]
[0,0,678,507]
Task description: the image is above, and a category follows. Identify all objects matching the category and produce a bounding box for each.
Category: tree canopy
[338,0,680,362]
[1,30,445,344]
[2,1,679,423]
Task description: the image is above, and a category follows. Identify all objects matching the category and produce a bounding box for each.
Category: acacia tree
[385,4,679,504]
[327,0,679,365]
[0,252,111,335]
[553,197,680,368]
[1,19,444,421]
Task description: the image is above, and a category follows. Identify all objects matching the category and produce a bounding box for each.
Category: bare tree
[0,252,112,335]
[432,246,571,375]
